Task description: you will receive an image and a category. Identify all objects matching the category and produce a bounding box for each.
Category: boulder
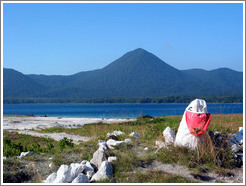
[129,132,140,138]
[162,127,176,145]
[54,165,72,183]
[108,156,117,163]
[90,148,107,169]
[106,139,126,149]
[84,161,94,173]
[155,140,167,149]
[70,163,85,181]
[107,130,125,137]
[18,151,34,159]
[91,161,113,181]
[44,173,57,183]
[233,130,243,145]
[86,171,95,180]
[71,173,90,183]
[98,140,108,151]
[174,99,210,150]
[124,138,132,144]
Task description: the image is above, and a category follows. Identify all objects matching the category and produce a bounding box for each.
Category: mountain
[3,68,46,98]
[3,48,243,100]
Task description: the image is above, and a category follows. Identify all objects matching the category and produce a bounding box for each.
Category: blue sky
[3,2,244,75]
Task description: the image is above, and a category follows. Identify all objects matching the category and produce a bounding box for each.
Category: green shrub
[58,137,74,150]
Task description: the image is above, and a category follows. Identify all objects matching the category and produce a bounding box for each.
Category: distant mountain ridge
[3,48,243,100]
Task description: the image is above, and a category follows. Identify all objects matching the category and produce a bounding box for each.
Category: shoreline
[2,115,136,131]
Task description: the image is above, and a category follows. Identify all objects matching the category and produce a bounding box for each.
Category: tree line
[3,96,243,104]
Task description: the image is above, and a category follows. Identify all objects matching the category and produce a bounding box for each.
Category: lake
[3,103,243,119]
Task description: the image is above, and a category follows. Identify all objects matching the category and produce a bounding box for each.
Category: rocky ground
[3,115,244,183]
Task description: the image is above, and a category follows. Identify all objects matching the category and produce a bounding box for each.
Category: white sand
[3,116,135,130]
[3,116,135,143]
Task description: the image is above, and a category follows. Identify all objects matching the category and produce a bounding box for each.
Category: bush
[3,138,24,157]
[58,137,74,150]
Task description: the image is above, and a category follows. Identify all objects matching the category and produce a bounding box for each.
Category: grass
[3,114,243,183]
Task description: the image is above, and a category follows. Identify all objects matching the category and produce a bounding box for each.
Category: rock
[233,130,243,145]
[107,130,125,137]
[3,157,8,160]
[105,135,119,141]
[86,171,95,180]
[90,148,107,169]
[162,127,176,145]
[70,163,85,181]
[155,140,167,149]
[44,173,57,183]
[108,156,117,163]
[54,165,72,183]
[106,139,126,149]
[174,99,210,150]
[239,127,243,133]
[49,157,53,160]
[84,161,94,173]
[124,138,132,144]
[231,143,240,152]
[18,151,34,159]
[98,140,108,151]
[129,132,140,138]
[144,147,148,151]
[71,173,90,183]
[91,161,113,181]
[49,163,53,168]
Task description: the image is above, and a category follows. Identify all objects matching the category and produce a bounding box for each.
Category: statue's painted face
[185,111,211,136]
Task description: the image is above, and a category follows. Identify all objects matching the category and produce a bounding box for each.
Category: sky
[3,2,244,75]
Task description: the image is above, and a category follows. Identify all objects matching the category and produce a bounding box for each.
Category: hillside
[3,48,243,100]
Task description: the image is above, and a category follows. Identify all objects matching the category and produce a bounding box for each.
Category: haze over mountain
[3,48,243,100]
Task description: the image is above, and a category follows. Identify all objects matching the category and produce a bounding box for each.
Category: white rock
[49,163,53,168]
[86,171,95,180]
[108,156,117,163]
[44,173,57,183]
[91,161,113,181]
[233,131,243,145]
[144,147,148,151]
[106,139,126,149]
[239,127,243,133]
[98,140,108,151]
[84,161,94,173]
[49,157,53,160]
[124,138,132,144]
[18,151,34,159]
[155,140,167,149]
[3,157,8,160]
[54,164,72,183]
[163,127,176,145]
[129,132,140,138]
[231,143,240,152]
[71,173,90,183]
[107,130,125,137]
[90,148,107,169]
[70,163,85,181]
[174,99,209,150]
[81,160,87,164]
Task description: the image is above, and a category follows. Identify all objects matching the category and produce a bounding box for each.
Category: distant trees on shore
[3,96,243,104]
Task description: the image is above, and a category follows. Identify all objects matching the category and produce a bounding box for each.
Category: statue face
[185,111,211,136]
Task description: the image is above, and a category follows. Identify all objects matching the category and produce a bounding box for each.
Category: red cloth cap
[185,110,211,136]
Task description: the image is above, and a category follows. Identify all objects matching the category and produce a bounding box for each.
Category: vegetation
[3,49,243,100]
[3,114,243,183]
[3,95,243,104]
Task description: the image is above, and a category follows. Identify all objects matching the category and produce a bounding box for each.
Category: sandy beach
[3,116,135,130]
[3,116,135,143]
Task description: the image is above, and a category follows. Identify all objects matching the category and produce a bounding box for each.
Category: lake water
[3,103,243,119]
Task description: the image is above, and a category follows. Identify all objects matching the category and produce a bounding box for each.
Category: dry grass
[209,114,243,133]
